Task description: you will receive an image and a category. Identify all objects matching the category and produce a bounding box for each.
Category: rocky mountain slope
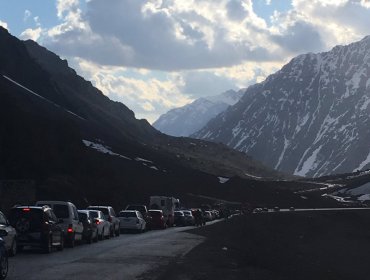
[0,27,309,211]
[194,36,370,177]
[153,90,244,137]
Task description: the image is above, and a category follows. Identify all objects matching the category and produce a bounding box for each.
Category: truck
[149,196,180,227]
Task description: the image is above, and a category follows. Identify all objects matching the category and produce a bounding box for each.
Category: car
[87,206,120,237]
[35,201,84,247]
[87,210,111,240]
[182,210,195,225]
[203,211,213,222]
[0,236,8,280]
[174,211,186,226]
[78,210,98,244]
[148,210,166,229]
[8,206,64,253]
[118,210,146,233]
[0,211,17,256]
[125,204,151,229]
[289,207,295,211]
[273,206,280,212]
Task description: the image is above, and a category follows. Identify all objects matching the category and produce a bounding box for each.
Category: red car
[148,210,166,229]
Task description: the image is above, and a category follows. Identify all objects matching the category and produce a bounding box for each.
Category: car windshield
[119,211,136,218]
[126,205,146,212]
[78,212,88,221]
[174,212,183,216]
[9,208,43,230]
[149,211,162,217]
[89,211,98,218]
[53,204,69,219]
[89,207,109,216]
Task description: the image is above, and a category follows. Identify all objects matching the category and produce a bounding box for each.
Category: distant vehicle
[148,210,166,229]
[253,208,263,213]
[203,211,213,221]
[0,236,8,280]
[78,210,98,243]
[118,210,146,233]
[9,206,64,253]
[182,210,195,225]
[87,206,120,237]
[174,211,186,226]
[149,196,179,227]
[35,201,84,247]
[0,211,17,256]
[125,204,151,229]
[88,210,111,240]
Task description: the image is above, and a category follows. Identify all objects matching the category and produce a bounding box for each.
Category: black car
[8,206,64,253]
[78,210,98,244]
[0,235,8,280]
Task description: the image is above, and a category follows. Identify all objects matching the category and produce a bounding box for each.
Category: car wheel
[0,253,8,280]
[87,232,93,244]
[106,228,111,239]
[44,236,52,254]
[8,238,17,257]
[57,234,64,251]
[110,227,114,238]
[115,226,120,236]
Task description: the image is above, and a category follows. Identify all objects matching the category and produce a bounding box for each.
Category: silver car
[0,211,17,256]
[118,210,146,233]
[88,210,111,240]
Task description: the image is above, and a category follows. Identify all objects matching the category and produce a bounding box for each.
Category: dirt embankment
[155,210,370,280]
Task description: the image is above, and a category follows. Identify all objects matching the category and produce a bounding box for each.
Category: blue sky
[1,0,370,123]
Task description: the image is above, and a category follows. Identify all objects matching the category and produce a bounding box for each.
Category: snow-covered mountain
[193,36,370,177]
[153,89,244,137]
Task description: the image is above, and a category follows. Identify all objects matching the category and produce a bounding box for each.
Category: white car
[88,210,111,240]
[118,210,146,233]
[0,211,17,256]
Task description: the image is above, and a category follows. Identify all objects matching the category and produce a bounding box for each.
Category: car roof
[120,210,137,213]
[148,209,162,212]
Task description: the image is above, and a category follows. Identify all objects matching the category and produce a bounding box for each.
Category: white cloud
[29,0,370,121]
[20,27,43,41]
[24,10,32,22]
[0,20,8,30]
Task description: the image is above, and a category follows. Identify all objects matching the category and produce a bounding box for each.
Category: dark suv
[8,206,64,253]
[87,206,120,237]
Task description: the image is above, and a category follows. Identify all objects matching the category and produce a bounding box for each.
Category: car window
[110,208,116,216]
[9,208,43,230]
[0,213,7,225]
[89,211,98,219]
[149,211,162,217]
[53,204,69,219]
[72,206,79,221]
[78,212,87,222]
[118,212,136,218]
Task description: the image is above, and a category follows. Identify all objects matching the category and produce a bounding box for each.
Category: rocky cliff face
[153,89,244,137]
[194,36,370,177]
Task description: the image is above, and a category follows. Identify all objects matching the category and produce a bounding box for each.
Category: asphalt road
[7,225,206,280]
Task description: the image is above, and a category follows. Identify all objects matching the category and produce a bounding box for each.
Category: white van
[35,201,83,247]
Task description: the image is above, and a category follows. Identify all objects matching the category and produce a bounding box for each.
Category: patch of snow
[358,194,370,201]
[354,149,370,171]
[294,146,322,176]
[82,140,132,160]
[135,157,153,163]
[218,177,230,184]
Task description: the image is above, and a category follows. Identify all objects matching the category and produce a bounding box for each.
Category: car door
[71,206,83,240]
[44,210,58,244]
[0,213,15,250]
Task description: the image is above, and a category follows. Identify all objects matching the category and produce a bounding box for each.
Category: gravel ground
[153,210,370,280]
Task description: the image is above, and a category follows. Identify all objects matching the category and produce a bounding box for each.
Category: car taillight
[23,208,31,212]
[67,225,74,233]
[96,220,101,225]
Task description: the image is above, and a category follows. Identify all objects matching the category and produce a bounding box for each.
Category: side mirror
[0,229,8,237]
